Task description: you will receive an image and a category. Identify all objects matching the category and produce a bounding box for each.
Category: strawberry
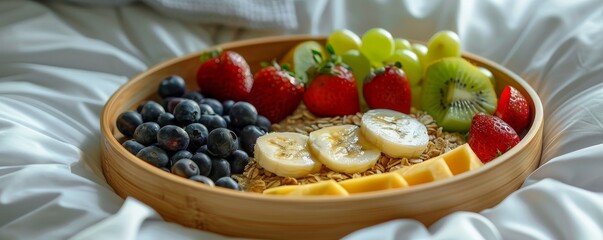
[196,50,253,102]
[303,47,359,117]
[467,113,521,163]
[363,63,411,113]
[247,63,305,123]
[495,85,530,134]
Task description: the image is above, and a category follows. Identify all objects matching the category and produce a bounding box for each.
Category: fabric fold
[55,0,298,29]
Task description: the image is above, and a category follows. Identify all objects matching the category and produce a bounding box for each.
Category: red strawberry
[247,63,305,123]
[495,85,530,134]
[303,63,359,117]
[196,50,253,102]
[467,113,521,163]
[363,64,411,113]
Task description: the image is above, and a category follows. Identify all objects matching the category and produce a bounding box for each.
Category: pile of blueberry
[116,75,270,191]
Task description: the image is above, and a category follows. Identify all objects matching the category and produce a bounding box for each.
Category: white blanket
[2,0,603,239]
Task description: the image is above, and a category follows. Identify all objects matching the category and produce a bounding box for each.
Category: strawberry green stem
[200,48,222,63]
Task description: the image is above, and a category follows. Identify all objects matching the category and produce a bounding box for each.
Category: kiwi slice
[421,57,497,132]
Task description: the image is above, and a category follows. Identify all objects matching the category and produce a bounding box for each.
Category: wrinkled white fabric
[53,0,298,29]
[1,0,603,239]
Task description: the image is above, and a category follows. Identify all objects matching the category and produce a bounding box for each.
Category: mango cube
[439,143,483,175]
[338,172,408,194]
[263,180,349,196]
[396,157,454,186]
[262,185,299,195]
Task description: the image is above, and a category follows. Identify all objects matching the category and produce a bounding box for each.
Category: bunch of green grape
[327,28,474,109]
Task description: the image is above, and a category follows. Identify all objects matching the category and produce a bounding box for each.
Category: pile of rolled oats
[232,105,465,193]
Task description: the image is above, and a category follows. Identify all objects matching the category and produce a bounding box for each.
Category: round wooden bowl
[100,35,543,240]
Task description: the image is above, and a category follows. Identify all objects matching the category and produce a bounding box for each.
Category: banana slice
[254,132,322,178]
[361,109,429,158]
[308,125,381,174]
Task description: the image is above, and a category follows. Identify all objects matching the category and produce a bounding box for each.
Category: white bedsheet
[2,0,603,239]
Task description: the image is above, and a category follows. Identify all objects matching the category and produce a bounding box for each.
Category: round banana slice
[360,109,429,158]
[308,125,381,174]
[254,132,322,178]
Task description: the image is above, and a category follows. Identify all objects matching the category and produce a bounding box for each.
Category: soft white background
[1,0,603,239]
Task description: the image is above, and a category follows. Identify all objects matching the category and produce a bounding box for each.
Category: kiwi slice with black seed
[421,57,497,132]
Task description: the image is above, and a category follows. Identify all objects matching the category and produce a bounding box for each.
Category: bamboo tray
[100,35,544,240]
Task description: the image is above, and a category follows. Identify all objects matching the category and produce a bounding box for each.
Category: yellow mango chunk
[439,143,484,175]
[339,172,408,194]
[396,157,453,186]
[289,180,349,196]
[263,185,299,195]
[263,180,349,196]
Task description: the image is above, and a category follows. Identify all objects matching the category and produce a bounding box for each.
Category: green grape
[478,66,496,87]
[371,60,384,68]
[394,38,412,51]
[411,43,428,72]
[411,85,423,110]
[341,49,371,111]
[386,49,422,86]
[360,28,395,63]
[425,30,462,66]
[341,50,371,82]
[327,29,362,56]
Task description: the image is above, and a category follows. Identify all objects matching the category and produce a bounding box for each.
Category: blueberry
[116,111,143,137]
[255,115,272,132]
[229,102,258,128]
[134,122,160,146]
[136,100,149,113]
[215,177,241,191]
[122,139,145,155]
[198,115,227,132]
[170,150,193,162]
[185,123,208,151]
[197,103,215,115]
[160,167,171,173]
[223,115,231,129]
[157,112,177,127]
[140,101,165,122]
[208,158,231,182]
[201,98,223,115]
[136,145,169,168]
[196,145,210,155]
[157,125,190,151]
[182,91,204,103]
[239,125,266,157]
[189,175,215,186]
[227,150,249,174]
[207,128,238,158]
[166,97,185,113]
[173,99,200,125]
[221,100,235,116]
[171,158,200,178]
[191,152,212,176]
[161,97,178,111]
[158,75,186,99]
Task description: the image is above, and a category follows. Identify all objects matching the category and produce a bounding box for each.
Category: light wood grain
[100,35,544,240]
